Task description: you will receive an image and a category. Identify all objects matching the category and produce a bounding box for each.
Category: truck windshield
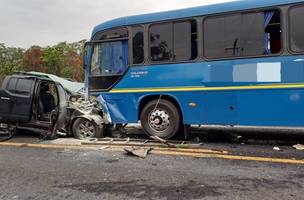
[90,41,128,76]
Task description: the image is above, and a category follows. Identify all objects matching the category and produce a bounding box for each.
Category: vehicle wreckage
[0,72,106,140]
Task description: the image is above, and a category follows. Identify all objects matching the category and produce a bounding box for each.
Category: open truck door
[54,83,68,130]
[46,83,68,139]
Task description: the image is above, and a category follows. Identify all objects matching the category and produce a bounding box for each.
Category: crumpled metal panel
[62,95,105,135]
[97,94,129,124]
[97,95,112,124]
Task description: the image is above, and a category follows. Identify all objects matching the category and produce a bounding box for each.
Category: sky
[0,0,232,48]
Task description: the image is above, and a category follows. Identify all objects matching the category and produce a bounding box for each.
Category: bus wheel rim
[149,109,170,132]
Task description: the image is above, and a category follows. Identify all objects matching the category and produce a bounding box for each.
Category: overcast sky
[0,0,231,48]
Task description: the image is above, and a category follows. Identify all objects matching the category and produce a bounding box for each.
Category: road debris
[99,146,110,150]
[150,135,177,148]
[124,147,153,159]
[273,146,281,151]
[293,144,304,151]
[89,138,98,142]
[124,137,130,144]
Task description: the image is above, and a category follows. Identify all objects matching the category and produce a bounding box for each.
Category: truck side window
[15,79,34,96]
[7,78,18,92]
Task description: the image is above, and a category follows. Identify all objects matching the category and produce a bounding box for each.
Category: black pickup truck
[0,73,104,139]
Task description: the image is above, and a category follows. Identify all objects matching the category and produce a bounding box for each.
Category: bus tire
[140,99,181,139]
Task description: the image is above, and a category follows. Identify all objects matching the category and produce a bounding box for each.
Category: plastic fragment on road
[293,144,304,151]
[273,147,281,151]
[150,135,177,148]
[124,147,152,159]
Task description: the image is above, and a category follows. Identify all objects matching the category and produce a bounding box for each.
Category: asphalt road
[0,144,304,200]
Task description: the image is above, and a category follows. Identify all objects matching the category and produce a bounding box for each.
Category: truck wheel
[140,99,181,139]
[72,118,103,139]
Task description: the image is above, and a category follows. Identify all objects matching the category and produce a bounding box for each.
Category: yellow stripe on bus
[109,83,304,93]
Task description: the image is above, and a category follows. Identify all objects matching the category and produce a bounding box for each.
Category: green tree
[42,42,70,75]
[41,41,84,81]
[0,40,85,84]
[0,43,24,84]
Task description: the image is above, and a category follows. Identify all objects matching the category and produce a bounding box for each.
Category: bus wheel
[140,99,180,139]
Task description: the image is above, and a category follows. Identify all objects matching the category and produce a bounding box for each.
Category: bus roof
[92,0,303,38]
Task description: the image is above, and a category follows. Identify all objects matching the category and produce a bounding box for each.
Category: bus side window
[264,10,281,54]
[204,14,242,59]
[240,12,265,56]
[203,10,281,59]
[150,23,173,62]
[149,20,197,63]
[132,26,144,64]
[290,5,304,52]
[173,20,198,61]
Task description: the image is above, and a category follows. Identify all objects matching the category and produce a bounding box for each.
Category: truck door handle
[0,97,10,101]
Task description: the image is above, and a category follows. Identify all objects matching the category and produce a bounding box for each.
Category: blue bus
[84,0,304,139]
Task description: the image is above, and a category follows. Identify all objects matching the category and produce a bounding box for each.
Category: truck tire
[140,99,181,139]
[72,118,103,139]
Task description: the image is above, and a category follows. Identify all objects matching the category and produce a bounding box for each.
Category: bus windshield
[90,41,128,76]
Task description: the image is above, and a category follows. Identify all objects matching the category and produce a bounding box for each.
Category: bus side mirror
[83,42,93,101]
[83,43,88,70]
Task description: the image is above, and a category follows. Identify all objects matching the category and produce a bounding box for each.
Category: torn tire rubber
[140,99,181,139]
